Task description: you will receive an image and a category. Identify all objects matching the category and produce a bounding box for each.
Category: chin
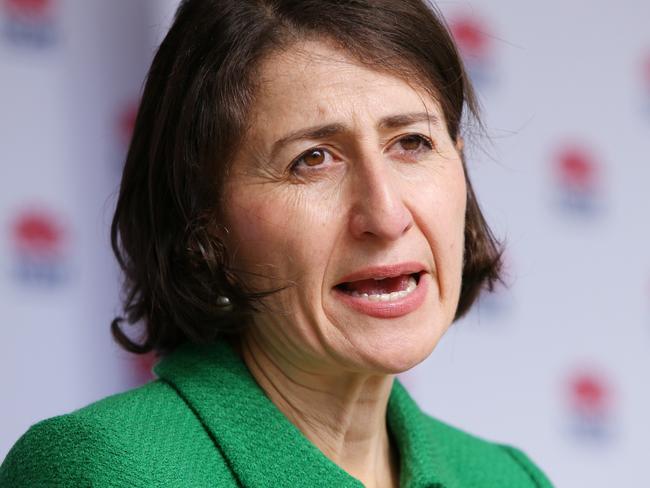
[344,315,448,375]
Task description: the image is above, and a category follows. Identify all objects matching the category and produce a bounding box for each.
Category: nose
[348,155,413,242]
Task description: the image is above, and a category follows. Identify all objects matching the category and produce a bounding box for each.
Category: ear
[455,136,465,152]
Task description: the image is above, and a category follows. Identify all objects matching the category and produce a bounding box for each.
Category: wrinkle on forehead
[223,39,457,182]
[251,39,446,126]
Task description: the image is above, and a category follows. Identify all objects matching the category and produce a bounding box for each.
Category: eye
[390,134,434,156]
[290,147,333,172]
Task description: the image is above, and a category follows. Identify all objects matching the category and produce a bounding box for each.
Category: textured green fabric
[1,340,554,487]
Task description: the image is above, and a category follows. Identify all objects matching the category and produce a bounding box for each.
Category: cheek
[224,187,337,288]
[417,160,466,238]
[449,169,468,251]
[224,198,280,267]
[414,159,467,295]
[439,163,467,258]
[443,165,468,299]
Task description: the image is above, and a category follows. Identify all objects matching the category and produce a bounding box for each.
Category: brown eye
[303,149,326,166]
[399,135,426,151]
[290,147,334,173]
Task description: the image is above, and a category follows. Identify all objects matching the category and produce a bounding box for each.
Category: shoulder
[420,413,554,487]
[0,380,235,487]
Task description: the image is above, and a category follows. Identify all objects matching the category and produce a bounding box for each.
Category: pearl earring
[217,296,231,307]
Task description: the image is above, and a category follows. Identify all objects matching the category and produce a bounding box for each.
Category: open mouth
[334,272,423,302]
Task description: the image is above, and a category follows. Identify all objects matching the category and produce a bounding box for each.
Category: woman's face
[223,41,467,375]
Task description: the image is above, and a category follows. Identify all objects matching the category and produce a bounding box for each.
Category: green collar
[154,341,459,488]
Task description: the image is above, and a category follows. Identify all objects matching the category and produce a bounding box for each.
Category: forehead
[249,40,444,134]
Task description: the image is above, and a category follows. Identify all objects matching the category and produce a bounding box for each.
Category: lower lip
[332,273,429,319]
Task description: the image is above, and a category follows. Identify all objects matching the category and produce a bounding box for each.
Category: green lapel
[388,381,462,487]
[154,340,454,488]
[154,341,362,487]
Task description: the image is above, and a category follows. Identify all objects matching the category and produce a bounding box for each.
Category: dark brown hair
[111,0,502,354]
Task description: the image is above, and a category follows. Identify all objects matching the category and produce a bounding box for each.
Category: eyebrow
[377,112,439,130]
[270,111,439,158]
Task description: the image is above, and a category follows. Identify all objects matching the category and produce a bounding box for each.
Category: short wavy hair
[111,0,503,354]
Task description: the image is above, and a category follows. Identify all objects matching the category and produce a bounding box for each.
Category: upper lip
[335,261,426,285]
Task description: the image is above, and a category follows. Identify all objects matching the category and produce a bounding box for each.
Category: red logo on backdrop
[451,17,490,59]
[4,0,51,14]
[11,208,69,284]
[566,369,614,441]
[449,13,496,89]
[557,147,598,190]
[1,0,57,47]
[14,211,62,253]
[116,101,138,146]
[111,99,140,173]
[553,144,603,215]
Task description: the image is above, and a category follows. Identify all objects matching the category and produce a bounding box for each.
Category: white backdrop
[2,1,649,486]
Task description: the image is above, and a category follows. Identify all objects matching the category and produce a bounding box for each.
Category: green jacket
[1,340,553,487]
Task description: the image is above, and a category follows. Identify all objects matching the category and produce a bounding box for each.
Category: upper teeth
[350,275,417,302]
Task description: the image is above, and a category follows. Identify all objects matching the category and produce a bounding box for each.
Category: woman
[1,0,553,486]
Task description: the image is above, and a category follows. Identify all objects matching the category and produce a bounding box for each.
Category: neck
[238,331,400,488]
